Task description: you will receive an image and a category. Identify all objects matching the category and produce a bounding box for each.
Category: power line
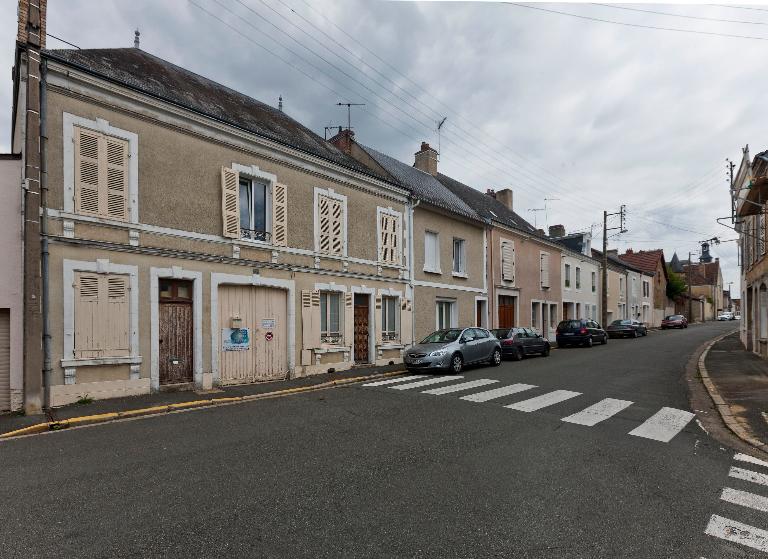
[507,3,768,42]
[593,3,768,26]
[713,5,768,14]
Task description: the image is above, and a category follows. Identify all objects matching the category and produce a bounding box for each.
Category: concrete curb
[0,370,407,440]
[697,329,768,454]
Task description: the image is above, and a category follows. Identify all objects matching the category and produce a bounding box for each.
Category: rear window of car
[665,315,682,320]
[611,320,631,325]
[491,329,510,339]
[558,320,582,329]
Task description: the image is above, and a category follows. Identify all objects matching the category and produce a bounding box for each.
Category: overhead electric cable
[593,3,768,26]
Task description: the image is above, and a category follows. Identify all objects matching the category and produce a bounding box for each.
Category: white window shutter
[74,273,101,359]
[221,166,240,239]
[74,127,101,216]
[272,183,288,247]
[105,275,130,356]
[104,136,129,221]
[501,241,515,283]
[541,253,550,288]
[318,195,331,253]
[330,198,344,255]
[400,298,412,345]
[375,295,384,345]
[301,290,321,349]
[380,213,401,265]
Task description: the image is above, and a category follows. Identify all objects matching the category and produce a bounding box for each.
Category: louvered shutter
[221,166,240,239]
[105,276,130,356]
[75,127,101,216]
[380,213,400,264]
[501,241,515,283]
[301,290,320,349]
[540,253,550,288]
[400,298,413,345]
[329,198,344,255]
[105,136,129,220]
[74,273,101,358]
[318,195,331,253]
[344,292,354,347]
[374,295,383,345]
[272,183,288,247]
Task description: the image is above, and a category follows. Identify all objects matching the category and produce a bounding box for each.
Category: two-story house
[14,42,416,407]
[550,228,601,322]
[618,249,674,327]
[331,133,488,340]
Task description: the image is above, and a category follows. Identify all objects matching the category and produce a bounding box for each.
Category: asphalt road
[1,321,762,558]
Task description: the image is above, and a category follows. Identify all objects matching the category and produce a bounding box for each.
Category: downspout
[408,196,420,345]
[40,58,51,409]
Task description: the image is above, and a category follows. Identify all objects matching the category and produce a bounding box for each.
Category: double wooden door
[159,280,194,385]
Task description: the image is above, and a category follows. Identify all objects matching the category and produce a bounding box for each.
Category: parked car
[735,313,742,320]
[403,328,502,373]
[717,312,735,321]
[606,319,648,338]
[556,319,608,347]
[661,315,688,329]
[491,327,551,360]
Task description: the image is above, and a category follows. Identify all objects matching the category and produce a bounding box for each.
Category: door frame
[474,296,488,328]
[150,267,203,391]
[351,286,376,364]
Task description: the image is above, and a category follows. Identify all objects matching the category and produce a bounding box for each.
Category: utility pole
[336,102,365,132]
[688,251,693,322]
[601,205,627,327]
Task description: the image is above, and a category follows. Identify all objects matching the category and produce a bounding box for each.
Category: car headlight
[428,350,448,357]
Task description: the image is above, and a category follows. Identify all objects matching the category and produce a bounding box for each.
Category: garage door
[0,310,10,411]
[218,285,288,384]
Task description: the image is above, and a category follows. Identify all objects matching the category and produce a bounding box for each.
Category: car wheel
[542,345,550,357]
[489,348,502,366]
[632,329,638,338]
[513,347,523,361]
[585,337,593,348]
[450,354,463,374]
[602,334,608,345]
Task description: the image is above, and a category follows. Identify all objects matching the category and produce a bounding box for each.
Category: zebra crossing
[362,374,696,444]
[703,452,768,554]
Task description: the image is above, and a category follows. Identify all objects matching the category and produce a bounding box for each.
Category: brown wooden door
[354,296,369,363]
[498,296,516,329]
[159,279,194,385]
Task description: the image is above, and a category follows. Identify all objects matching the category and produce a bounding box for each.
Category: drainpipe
[40,58,51,409]
[408,197,420,344]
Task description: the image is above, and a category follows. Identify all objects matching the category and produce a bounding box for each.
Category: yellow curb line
[0,370,407,440]
[697,329,768,454]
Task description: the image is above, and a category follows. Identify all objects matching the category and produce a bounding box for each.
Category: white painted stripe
[460,383,538,403]
[628,407,695,443]
[362,375,428,387]
[721,487,768,513]
[729,466,768,487]
[505,390,581,412]
[735,453,768,469]
[422,378,498,395]
[704,514,768,553]
[561,398,634,427]
[390,376,463,390]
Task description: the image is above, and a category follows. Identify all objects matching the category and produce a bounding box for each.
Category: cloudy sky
[0,1,753,297]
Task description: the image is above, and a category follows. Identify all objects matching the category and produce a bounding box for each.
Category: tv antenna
[543,197,559,230]
[437,117,447,161]
[528,207,545,228]
[324,125,347,140]
[336,102,365,132]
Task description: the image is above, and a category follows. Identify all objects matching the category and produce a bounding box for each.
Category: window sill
[61,356,143,368]
[451,271,468,279]
[423,267,442,275]
[315,346,349,354]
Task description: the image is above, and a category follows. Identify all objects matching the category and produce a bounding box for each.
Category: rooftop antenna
[278,95,283,112]
[437,117,447,161]
[528,207,545,229]
[336,102,365,132]
[543,197,559,230]
[324,125,348,140]
[134,29,140,49]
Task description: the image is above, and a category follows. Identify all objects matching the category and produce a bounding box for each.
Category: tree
[666,266,687,299]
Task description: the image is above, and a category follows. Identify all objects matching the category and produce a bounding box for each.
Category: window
[531,302,540,328]
[592,271,596,293]
[378,209,402,265]
[501,240,515,282]
[575,267,581,290]
[453,238,466,275]
[425,231,440,273]
[540,253,550,288]
[564,264,571,288]
[643,280,650,298]
[619,277,625,296]
[239,177,268,241]
[317,193,345,256]
[73,126,129,221]
[436,300,455,329]
[381,296,399,342]
[320,291,343,343]
[74,272,130,358]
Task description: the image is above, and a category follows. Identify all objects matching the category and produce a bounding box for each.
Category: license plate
[412,359,423,364]
[563,333,574,336]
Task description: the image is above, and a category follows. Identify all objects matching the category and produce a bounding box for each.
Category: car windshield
[491,329,511,339]
[665,315,682,320]
[611,320,632,326]
[558,320,582,329]
[420,329,463,344]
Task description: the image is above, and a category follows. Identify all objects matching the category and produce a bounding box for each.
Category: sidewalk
[0,363,404,436]
[704,331,768,449]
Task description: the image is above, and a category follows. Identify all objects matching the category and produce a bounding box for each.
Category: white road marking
[735,453,768,469]
[729,466,768,487]
[721,487,768,513]
[459,383,538,403]
[390,376,463,390]
[422,378,498,395]
[628,407,695,443]
[704,514,768,553]
[504,390,581,412]
[560,398,633,427]
[362,375,428,387]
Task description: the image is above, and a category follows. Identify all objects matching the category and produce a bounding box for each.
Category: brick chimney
[328,127,355,154]
[607,249,618,257]
[625,248,634,254]
[414,142,438,176]
[486,188,496,198]
[496,188,514,212]
[548,224,565,238]
[17,0,46,48]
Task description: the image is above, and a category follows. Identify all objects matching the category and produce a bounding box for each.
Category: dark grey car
[403,328,502,373]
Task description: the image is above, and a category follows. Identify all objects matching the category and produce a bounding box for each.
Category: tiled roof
[44,48,386,180]
[358,145,480,221]
[618,249,665,276]
[592,250,644,273]
[682,261,721,286]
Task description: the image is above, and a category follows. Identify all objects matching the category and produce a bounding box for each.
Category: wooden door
[159,280,194,385]
[498,296,516,328]
[0,309,9,411]
[354,295,369,363]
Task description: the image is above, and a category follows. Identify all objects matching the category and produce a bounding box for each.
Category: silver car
[403,327,502,374]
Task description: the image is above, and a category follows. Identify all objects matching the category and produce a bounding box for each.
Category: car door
[475,328,494,360]
[524,328,543,352]
[587,320,599,340]
[460,328,480,363]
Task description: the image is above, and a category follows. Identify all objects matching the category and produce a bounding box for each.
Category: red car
[661,314,688,329]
